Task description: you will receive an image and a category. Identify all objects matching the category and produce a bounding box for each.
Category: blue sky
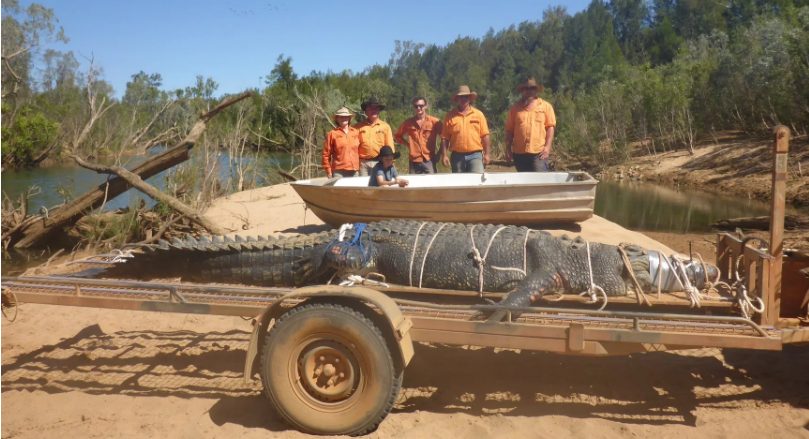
[22,0,591,97]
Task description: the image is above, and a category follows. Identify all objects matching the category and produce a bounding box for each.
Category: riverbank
[594,131,809,207]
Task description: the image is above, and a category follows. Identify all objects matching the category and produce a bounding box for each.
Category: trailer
[2,126,807,436]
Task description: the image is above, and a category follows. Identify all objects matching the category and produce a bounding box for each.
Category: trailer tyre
[260,302,402,436]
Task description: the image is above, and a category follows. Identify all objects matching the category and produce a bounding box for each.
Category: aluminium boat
[291,171,598,227]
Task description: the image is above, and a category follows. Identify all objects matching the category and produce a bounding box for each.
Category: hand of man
[397,178,409,188]
[505,148,513,165]
[327,172,333,179]
[483,153,491,167]
[539,147,550,160]
[442,154,449,168]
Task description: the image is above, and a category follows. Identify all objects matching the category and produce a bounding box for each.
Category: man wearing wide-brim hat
[322,107,361,178]
[438,85,490,173]
[505,77,556,172]
[355,96,394,177]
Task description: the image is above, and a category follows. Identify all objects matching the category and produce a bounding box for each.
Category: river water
[1,157,804,274]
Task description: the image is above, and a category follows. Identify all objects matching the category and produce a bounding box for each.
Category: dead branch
[712,215,809,231]
[30,135,64,167]
[138,214,186,244]
[248,129,291,150]
[43,248,65,267]
[72,155,229,235]
[130,99,176,152]
[279,170,298,181]
[142,126,179,151]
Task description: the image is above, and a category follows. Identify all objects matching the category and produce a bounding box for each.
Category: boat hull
[291,172,597,227]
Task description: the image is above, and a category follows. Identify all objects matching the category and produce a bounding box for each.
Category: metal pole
[767,125,789,326]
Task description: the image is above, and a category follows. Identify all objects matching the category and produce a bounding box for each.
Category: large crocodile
[102,221,718,314]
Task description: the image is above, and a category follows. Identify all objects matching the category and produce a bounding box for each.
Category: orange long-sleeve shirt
[355,119,394,159]
[394,115,443,162]
[440,107,490,153]
[505,98,557,154]
[322,126,360,174]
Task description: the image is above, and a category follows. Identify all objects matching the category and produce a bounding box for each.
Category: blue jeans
[450,151,484,173]
[513,153,548,172]
[409,160,436,174]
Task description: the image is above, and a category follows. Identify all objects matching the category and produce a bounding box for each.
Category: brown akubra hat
[451,85,478,102]
[516,77,544,93]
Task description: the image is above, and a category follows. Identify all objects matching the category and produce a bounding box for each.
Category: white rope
[469,225,509,296]
[577,240,608,310]
[523,229,535,274]
[733,254,765,319]
[671,254,702,308]
[338,273,390,288]
[110,249,135,263]
[408,222,428,287]
[337,223,353,242]
[418,223,448,288]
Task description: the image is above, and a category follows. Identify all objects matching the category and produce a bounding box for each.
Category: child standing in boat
[369,146,409,187]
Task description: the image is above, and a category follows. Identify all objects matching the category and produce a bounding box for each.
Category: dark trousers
[514,153,548,172]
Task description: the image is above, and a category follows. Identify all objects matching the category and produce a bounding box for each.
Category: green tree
[609,0,650,64]
[1,0,68,101]
[1,105,59,166]
[561,0,627,90]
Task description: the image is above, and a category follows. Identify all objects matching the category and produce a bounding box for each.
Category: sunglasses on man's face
[413,104,426,109]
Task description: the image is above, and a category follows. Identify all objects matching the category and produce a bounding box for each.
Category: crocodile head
[323,242,370,272]
[688,260,720,289]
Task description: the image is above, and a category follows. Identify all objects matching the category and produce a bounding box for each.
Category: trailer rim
[261,302,401,435]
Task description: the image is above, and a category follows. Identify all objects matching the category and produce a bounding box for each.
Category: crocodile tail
[98,231,337,287]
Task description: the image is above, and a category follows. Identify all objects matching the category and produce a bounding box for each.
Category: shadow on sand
[2,325,807,431]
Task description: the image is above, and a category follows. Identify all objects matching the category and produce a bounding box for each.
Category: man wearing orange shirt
[322,107,360,178]
[355,96,394,177]
[394,97,443,174]
[439,85,490,174]
[505,77,557,172]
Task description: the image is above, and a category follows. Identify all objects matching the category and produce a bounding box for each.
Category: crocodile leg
[487,270,564,323]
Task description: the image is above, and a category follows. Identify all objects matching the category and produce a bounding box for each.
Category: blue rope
[326,223,373,270]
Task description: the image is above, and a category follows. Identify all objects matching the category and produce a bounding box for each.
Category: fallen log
[9,92,252,248]
[712,215,809,231]
[72,155,228,235]
[279,170,298,182]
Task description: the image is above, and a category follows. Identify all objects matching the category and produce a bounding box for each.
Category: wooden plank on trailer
[717,234,731,281]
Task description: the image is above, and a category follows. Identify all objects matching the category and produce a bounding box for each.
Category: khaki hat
[333,107,354,120]
[451,85,478,102]
[516,77,544,93]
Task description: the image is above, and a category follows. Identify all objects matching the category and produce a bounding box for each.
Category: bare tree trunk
[8,92,252,248]
[69,56,116,156]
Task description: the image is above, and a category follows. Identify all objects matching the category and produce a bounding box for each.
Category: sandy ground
[3,183,809,438]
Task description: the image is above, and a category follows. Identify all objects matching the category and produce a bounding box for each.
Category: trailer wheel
[260,302,402,436]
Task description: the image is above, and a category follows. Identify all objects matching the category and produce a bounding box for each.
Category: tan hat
[451,85,478,102]
[516,77,544,93]
[333,107,354,120]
